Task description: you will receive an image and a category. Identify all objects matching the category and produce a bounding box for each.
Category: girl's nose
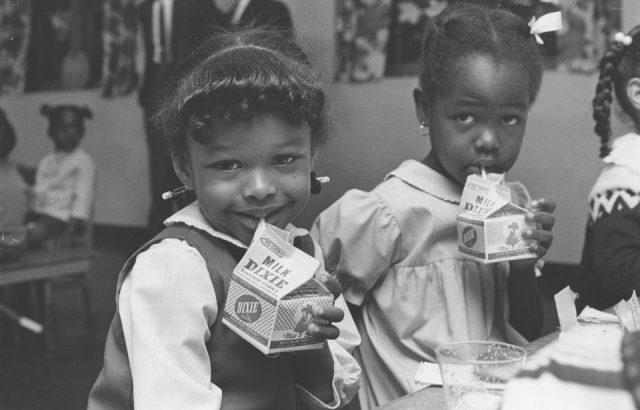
[474,127,500,152]
[243,169,277,201]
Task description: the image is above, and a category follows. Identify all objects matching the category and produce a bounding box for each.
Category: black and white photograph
[1,1,640,409]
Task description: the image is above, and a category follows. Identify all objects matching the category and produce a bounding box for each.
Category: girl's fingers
[530,198,556,213]
[306,306,344,340]
[522,230,553,255]
[316,272,342,299]
[526,212,555,231]
[313,306,344,323]
[532,242,549,258]
[307,323,340,340]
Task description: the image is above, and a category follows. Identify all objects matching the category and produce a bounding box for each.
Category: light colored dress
[31,148,96,222]
[311,159,526,409]
[0,161,28,228]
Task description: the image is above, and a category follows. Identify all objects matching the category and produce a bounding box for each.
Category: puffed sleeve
[311,189,403,306]
[119,239,222,410]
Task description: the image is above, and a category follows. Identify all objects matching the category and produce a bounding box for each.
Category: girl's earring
[310,172,330,195]
[419,122,430,138]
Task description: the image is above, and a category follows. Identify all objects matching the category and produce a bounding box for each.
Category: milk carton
[222,220,334,354]
[456,173,538,263]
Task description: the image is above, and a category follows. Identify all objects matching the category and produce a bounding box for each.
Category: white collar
[603,132,640,175]
[385,159,462,205]
[164,201,308,249]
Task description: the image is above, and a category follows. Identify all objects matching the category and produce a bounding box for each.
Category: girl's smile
[174,113,316,245]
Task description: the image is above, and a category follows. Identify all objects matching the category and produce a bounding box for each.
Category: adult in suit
[138,0,294,236]
[138,0,218,236]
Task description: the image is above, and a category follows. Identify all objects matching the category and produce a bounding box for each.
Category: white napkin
[414,361,443,386]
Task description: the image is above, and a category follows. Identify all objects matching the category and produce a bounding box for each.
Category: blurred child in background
[574,26,640,311]
[24,104,96,248]
[0,107,28,230]
[0,107,29,261]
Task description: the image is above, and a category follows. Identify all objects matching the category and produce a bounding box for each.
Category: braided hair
[418,2,542,107]
[592,26,640,158]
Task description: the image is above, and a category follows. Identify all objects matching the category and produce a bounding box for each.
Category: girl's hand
[305,272,344,341]
[512,198,556,268]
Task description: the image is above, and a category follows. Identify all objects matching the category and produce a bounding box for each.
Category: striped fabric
[501,326,635,410]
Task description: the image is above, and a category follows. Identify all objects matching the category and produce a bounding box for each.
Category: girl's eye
[455,114,474,125]
[502,116,520,126]
[272,155,297,166]
[211,160,241,171]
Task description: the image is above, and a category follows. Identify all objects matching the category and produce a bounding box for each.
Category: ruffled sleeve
[311,189,403,306]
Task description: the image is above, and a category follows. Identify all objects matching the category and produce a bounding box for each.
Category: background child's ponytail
[592,27,640,158]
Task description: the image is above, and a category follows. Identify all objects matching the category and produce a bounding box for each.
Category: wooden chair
[40,217,95,350]
[0,217,96,350]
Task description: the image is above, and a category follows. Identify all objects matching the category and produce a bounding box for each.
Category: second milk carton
[222,220,334,354]
[456,173,538,263]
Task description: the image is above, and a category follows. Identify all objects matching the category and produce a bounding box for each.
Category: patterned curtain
[102,0,138,97]
[0,0,31,96]
[335,0,392,83]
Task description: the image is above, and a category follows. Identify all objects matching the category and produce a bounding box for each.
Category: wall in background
[1,0,638,264]
[291,0,639,265]
[2,90,149,227]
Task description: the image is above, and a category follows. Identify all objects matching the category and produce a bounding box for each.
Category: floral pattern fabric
[0,0,31,96]
[102,0,139,97]
[335,0,392,83]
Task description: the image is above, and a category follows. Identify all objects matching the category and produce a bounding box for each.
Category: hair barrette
[529,11,563,45]
[162,186,188,200]
[614,32,632,46]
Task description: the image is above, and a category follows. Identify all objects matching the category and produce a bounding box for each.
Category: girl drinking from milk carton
[89,27,360,410]
[312,2,557,408]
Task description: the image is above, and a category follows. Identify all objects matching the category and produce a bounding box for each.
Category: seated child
[0,107,28,229]
[24,104,96,248]
[88,27,360,409]
[0,108,29,261]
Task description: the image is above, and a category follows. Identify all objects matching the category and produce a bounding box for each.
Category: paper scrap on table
[628,290,640,329]
[414,361,443,386]
[554,286,578,331]
[614,290,640,332]
[614,300,634,332]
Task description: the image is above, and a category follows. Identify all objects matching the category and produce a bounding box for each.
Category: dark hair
[40,104,93,137]
[418,2,542,106]
[0,108,17,159]
[154,27,328,160]
[592,26,640,158]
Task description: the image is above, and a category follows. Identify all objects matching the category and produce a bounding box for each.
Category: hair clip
[529,11,563,45]
[161,186,188,200]
[614,32,633,46]
[310,172,330,195]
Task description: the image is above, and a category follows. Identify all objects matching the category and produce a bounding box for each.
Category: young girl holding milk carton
[88,27,360,410]
[574,25,640,311]
[311,3,557,408]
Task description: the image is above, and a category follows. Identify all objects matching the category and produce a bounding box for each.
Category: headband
[528,11,563,45]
